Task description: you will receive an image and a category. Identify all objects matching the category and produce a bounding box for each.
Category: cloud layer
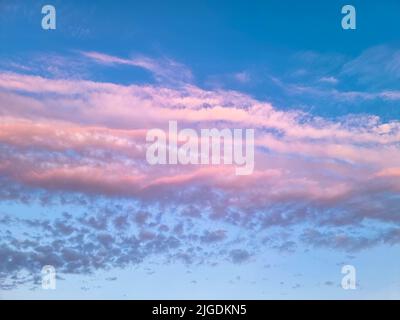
[0,52,399,289]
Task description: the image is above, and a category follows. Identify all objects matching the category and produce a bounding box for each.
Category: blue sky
[0,0,400,299]
[2,0,400,119]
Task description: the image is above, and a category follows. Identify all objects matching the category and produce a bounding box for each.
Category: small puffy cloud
[319,76,338,84]
[233,72,251,83]
[229,249,251,264]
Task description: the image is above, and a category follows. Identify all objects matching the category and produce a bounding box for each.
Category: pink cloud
[0,68,399,228]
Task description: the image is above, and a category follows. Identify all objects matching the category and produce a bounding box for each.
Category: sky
[0,0,400,299]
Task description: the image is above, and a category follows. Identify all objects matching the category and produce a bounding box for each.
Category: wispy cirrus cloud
[81,51,193,84]
[341,45,400,87]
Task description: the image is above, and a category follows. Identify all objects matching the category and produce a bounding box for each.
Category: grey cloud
[229,249,251,264]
